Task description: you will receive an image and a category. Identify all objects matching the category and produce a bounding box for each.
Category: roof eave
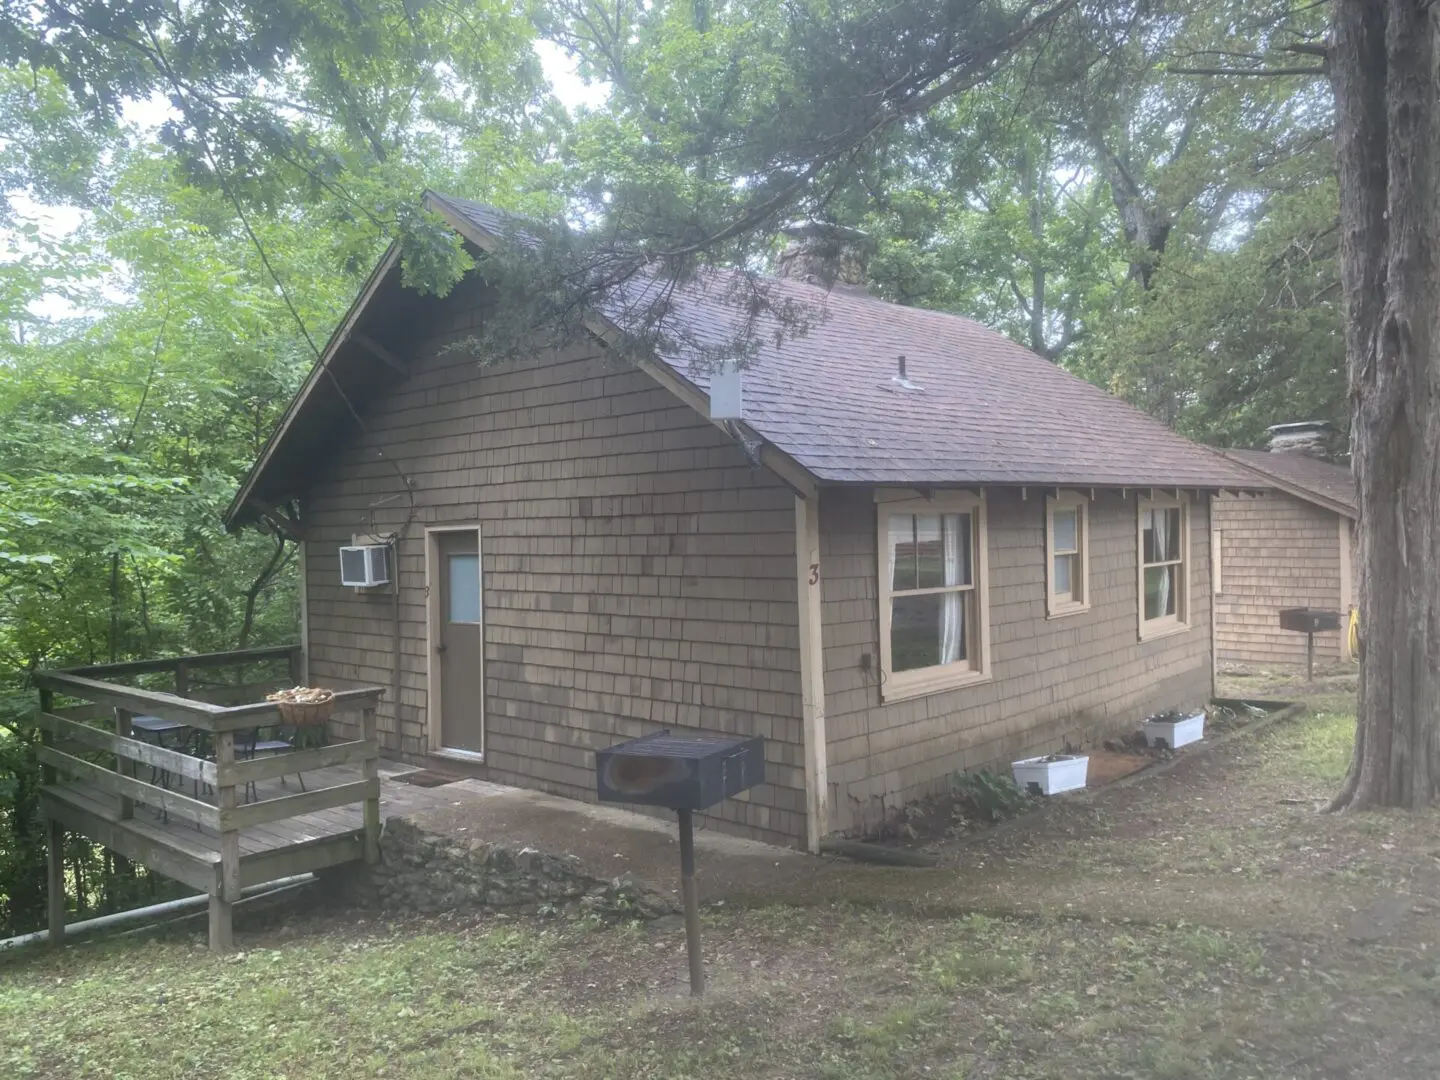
[1218,452,1358,520]
[223,242,404,531]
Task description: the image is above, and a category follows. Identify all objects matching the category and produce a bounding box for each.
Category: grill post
[677,808,704,997]
[595,730,765,998]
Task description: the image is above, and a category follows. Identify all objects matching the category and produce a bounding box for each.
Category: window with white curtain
[1046,492,1090,616]
[877,492,990,700]
[1138,495,1189,636]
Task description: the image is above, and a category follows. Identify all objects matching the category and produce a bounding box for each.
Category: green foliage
[0,1,555,935]
[1083,177,1344,447]
[543,0,1341,444]
[950,769,1030,823]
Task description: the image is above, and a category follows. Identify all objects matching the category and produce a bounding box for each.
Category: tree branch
[1169,66,1326,77]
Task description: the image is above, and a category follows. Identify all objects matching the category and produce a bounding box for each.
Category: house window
[877,493,990,700]
[1139,495,1189,637]
[1046,492,1090,616]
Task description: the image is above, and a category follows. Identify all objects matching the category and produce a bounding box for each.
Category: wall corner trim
[795,492,828,853]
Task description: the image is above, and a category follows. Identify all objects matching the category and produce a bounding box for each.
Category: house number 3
[808,564,820,585]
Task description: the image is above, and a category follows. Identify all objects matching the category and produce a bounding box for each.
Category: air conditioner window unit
[339,544,391,587]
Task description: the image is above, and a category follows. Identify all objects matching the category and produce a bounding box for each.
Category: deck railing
[61,643,304,704]
[31,647,383,949]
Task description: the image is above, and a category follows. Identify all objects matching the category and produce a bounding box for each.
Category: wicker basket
[266,687,335,727]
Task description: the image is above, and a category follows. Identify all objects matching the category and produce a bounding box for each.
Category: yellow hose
[1348,607,1360,659]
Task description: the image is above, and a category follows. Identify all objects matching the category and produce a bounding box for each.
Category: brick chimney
[774,221,873,290]
[1266,421,1335,459]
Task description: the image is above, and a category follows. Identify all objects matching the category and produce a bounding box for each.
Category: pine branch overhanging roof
[225,192,1261,529]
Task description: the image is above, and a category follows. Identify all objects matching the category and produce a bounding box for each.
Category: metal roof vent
[890,354,923,392]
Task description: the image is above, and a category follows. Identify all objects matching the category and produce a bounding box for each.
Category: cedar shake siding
[1213,491,1350,667]
[301,277,806,847]
[819,487,1215,837]
[227,197,1252,855]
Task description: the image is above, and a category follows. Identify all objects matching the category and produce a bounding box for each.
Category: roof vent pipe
[891,353,922,392]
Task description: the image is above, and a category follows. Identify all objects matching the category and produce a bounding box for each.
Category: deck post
[115,707,135,820]
[208,883,232,952]
[38,687,56,784]
[287,645,304,686]
[38,686,64,944]
[212,729,240,952]
[46,818,66,945]
[361,702,381,864]
[174,660,190,699]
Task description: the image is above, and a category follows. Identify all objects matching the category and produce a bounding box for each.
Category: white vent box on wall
[339,544,391,588]
[709,358,744,420]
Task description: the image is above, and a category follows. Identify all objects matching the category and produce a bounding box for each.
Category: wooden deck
[40,762,466,897]
[30,648,397,951]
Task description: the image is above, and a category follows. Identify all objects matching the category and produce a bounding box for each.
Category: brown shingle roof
[435,193,1255,491]
[226,194,1264,526]
[1220,450,1356,517]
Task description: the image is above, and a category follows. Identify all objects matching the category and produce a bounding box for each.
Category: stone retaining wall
[320,818,677,918]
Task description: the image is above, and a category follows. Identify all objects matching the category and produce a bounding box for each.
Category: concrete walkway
[381,721,1440,945]
[391,781,809,910]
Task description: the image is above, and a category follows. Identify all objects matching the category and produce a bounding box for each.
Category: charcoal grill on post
[596,731,765,996]
[1278,608,1341,681]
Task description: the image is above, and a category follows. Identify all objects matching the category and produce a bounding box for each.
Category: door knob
[435,643,448,653]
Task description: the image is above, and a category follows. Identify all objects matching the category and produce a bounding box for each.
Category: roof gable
[227,192,1257,527]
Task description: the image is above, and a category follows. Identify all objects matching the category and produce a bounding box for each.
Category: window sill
[881,667,993,703]
[1138,620,1191,643]
[1046,602,1091,620]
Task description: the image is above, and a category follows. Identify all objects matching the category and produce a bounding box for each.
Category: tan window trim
[875,490,992,702]
[1045,491,1091,618]
[1137,494,1191,641]
[1211,518,1224,597]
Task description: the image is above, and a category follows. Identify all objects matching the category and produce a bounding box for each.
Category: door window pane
[447,553,480,623]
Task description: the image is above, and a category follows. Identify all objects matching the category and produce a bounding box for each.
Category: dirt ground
[7,670,1440,1080]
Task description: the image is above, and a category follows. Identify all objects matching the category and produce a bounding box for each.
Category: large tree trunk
[1331,0,1440,809]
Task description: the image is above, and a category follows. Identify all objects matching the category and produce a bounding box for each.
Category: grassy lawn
[6,691,1440,1079]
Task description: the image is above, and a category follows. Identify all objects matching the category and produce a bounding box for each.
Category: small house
[1213,423,1358,670]
[225,194,1256,850]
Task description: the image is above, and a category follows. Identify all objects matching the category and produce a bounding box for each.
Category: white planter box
[1143,711,1206,749]
[1011,754,1089,796]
